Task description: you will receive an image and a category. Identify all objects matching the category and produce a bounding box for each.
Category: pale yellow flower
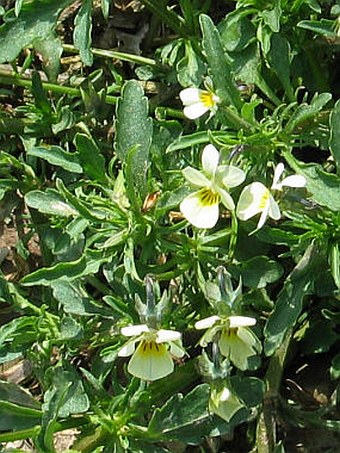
[118,324,185,381]
[195,315,261,370]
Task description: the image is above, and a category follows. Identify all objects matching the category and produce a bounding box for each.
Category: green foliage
[0,0,71,64]
[0,1,339,452]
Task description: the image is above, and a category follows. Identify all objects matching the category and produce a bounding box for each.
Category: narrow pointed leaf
[199,14,242,110]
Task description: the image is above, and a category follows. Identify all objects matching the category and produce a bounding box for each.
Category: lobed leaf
[73,0,93,66]
[115,80,153,200]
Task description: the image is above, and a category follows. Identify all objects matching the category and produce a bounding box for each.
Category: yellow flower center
[223,327,238,339]
[258,189,270,210]
[198,187,221,206]
[140,340,167,356]
[199,91,216,108]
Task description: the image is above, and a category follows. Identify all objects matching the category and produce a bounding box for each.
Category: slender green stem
[228,211,238,260]
[63,44,158,68]
[140,0,188,36]
[256,330,293,453]
[0,426,40,442]
[0,67,117,104]
[220,105,254,131]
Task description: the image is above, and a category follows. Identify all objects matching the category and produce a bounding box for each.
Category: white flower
[236,163,306,230]
[209,384,244,422]
[179,87,220,119]
[271,162,307,191]
[195,315,261,370]
[118,324,185,381]
[180,144,245,228]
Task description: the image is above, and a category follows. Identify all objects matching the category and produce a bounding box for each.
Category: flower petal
[268,197,281,220]
[228,316,256,328]
[236,182,268,221]
[183,103,210,120]
[280,175,306,188]
[183,167,210,187]
[218,188,235,210]
[179,87,201,104]
[202,144,219,177]
[237,327,262,354]
[217,165,246,188]
[272,163,285,188]
[156,329,181,343]
[256,204,270,229]
[219,329,255,370]
[195,315,220,330]
[121,324,149,337]
[169,340,186,358]
[209,386,243,422]
[127,341,174,381]
[180,191,220,228]
[118,338,138,357]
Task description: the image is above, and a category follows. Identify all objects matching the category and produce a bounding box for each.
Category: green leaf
[0,380,41,432]
[0,401,41,431]
[31,71,51,114]
[52,281,113,316]
[329,242,340,290]
[15,0,24,16]
[166,131,227,152]
[283,153,340,212]
[0,0,72,63]
[260,0,281,33]
[329,99,340,174]
[264,241,324,355]
[73,0,93,66]
[37,367,89,451]
[27,145,83,173]
[34,33,63,81]
[115,80,152,199]
[219,9,256,53]
[177,40,206,87]
[236,256,283,289]
[302,319,337,354]
[199,14,242,110]
[229,43,281,105]
[146,384,211,444]
[101,0,110,19]
[20,251,107,287]
[0,381,40,410]
[55,179,107,222]
[25,189,78,217]
[297,19,336,38]
[267,34,293,100]
[284,92,332,134]
[74,133,107,182]
[0,316,37,347]
[43,368,89,418]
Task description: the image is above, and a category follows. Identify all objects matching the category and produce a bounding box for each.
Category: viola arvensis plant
[195,315,261,370]
[118,324,185,381]
[236,163,306,230]
[180,87,220,119]
[180,144,245,228]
